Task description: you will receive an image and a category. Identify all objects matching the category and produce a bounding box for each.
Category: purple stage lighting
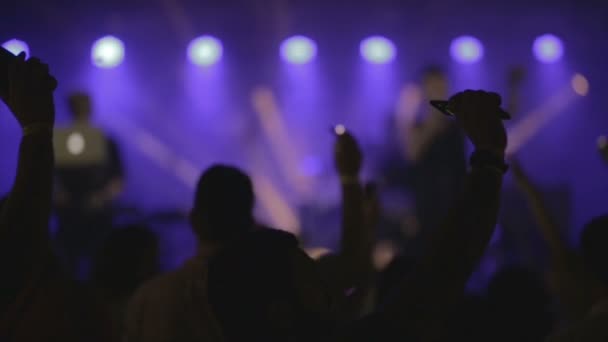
[450,36,484,64]
[360,36,396,64]
[91,36,125,68]
[533,34,564,63]
[188,36,223,66]
[2,39,29,57]
[280,36,317,64]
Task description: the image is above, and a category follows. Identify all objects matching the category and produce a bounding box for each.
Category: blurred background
[1,0,606,273]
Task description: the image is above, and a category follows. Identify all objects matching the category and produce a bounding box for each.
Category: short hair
[192,164,255,242]
[580,215,608,284]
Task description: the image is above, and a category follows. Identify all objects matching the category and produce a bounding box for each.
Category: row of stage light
[3,33,565,69]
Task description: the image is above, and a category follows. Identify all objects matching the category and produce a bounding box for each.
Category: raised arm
[0,53,56,261]
[511,161,568,259]
[511,161,599,321]
[333,131,374,315]
[384,90,508,340]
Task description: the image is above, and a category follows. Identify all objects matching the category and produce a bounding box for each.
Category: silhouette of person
[0,53,113,342]
[125,165,256,342]
[53,91,124,280]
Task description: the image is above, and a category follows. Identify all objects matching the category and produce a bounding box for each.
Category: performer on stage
[54,92,125,280]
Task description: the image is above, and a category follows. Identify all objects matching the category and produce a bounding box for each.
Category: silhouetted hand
[4,52,56,128]
[448,90,507,156]
[334,131,362,179]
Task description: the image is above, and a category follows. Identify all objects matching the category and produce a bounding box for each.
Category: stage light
[188,36,223,66]
[533,34,564,63]
[360,36,396,64]
[450,36,484,64]
[571,73,589,96]
[280,36,317,64]
[2,39,29,57]
[91,36,125,68]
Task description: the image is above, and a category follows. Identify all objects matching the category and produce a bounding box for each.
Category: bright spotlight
[188,36,223,66]
[280,36,317,65]
[450,36,484,64]
[360,36,396,64]
[2,39,30,57]
[533,34,564,63]
[571,73,589,96]
[91,36,125,68]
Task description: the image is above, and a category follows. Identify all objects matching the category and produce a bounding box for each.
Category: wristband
[470,150,508,174]
[22,123,53,137]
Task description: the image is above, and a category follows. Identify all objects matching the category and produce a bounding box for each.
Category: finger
[27,58,50,74]
[7,58,25,109]
[448,90,472,114]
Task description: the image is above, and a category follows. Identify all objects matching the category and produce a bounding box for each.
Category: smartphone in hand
[429,100,511,120]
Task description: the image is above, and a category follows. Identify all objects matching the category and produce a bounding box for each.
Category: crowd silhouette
[1,50,607,342]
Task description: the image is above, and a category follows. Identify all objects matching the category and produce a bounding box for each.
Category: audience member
[125,165,253,341]
[0,53,113,341]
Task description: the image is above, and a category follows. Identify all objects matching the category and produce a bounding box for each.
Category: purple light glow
[280,36,317,64]
[533,34,564,63]
[91,36,125,68]
[360,36,396,64]
[2,39,30,57]
[188,36,223,66]
[450,36,484,64]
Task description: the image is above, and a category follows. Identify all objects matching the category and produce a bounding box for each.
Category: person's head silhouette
[580,215,608,286]
[190,164,255,245]
[67,92,92,123]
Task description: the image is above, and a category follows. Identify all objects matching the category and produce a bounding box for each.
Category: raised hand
[333,130,362,180]
[4,52,56,129]
[448,90,507,156]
